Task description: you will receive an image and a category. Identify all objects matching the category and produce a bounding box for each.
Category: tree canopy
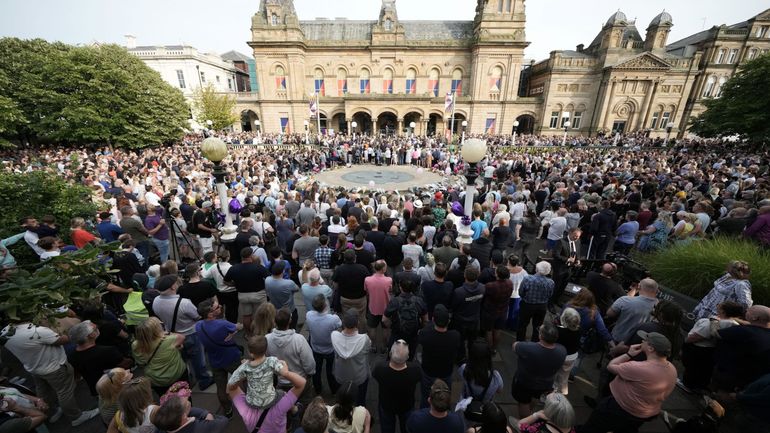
[191,83,238,130]
[0,38,190,148]
[690,54,770,145]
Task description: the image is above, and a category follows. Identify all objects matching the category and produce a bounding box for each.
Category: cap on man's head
[430,379,450,396]
[155,274,179,293]
[433,304,450,327]
[636,331,672,357]
[99,211,112,220]
[202,200,213,209]
[342,308,359,329]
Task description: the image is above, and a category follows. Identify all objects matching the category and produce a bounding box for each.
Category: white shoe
[49,407,63,423]
[71,408,99,427]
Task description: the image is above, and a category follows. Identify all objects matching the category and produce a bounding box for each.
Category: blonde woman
[299,259,325,286]
[132,317,187,396]
[96,368,133,425]
[106,377,158,433]
[638,211,673,252]
[249,302,277,337]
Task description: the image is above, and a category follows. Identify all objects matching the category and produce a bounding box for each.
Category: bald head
[601,263,616,276]
[746,305,770,327]
[639,278,659,295]
[389,226,399,235]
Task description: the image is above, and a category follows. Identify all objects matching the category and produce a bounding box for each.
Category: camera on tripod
[605,252,651,290]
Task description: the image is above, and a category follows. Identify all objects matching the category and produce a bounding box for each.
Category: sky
[1,0,767,61]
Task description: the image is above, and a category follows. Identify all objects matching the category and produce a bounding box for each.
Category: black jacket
[470,237,493,270]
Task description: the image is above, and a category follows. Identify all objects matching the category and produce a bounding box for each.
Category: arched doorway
[331,113,346,134]
[241,110,258,132]
[403,111,422,136]
[448,113,466,136]
[514,114,535,134]
[351,112,372,136]
[377,112,398,136]
[428,113,443,136]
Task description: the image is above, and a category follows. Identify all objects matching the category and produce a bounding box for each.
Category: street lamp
[664,122,675,146]
[562,120,571,146]
[458,138,487,245]
[461,120,468,144]
[200,137,236,242]
[304,120,309,144]
[351,121,358,141]
[409,121,416,138]
[512,120,520,145]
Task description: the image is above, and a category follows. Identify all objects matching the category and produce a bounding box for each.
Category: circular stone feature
[314,164,445,191]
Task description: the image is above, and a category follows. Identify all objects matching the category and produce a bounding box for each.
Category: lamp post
[512,120,520,145]
[561,120,571,146]
[664,122,675,146]
[351,121,357,141]
[409,121,416,138]
[461,120,468,144]
[457,138,487,245]
[200,137,236,242]
[304,120,309,144]
[254,120,261,142]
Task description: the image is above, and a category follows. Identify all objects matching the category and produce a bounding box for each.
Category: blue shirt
[97,221,124,243]
[519,274,554,305]
[195,319,241,369]
[305,310,342,354]
[616,221,639,245]
[406,408,465,433]
[470,219,488,240]
[265,277,299,311]
[301,283,333,312]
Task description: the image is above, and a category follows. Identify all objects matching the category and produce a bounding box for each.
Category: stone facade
[242,1,770,138]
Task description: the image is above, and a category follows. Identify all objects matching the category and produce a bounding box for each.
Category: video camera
[605,252,651,290]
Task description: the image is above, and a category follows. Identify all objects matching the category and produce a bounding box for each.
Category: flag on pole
[309,93,318,117]
[444,92,454,114]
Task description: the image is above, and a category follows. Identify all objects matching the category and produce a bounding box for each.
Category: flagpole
[449,92,456,143]
[315,92,321,145]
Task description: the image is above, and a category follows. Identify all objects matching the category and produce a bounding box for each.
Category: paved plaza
[313,164,447,192]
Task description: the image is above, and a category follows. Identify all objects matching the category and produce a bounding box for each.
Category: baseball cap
[636,331,672,357]
[430,379,450,397]
[202,200,213,209]
[342,308,359,329]
[433,304,450,327]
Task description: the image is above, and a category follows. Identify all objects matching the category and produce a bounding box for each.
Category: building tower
[645,11,673,53]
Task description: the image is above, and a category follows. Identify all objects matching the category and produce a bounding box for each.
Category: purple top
[145,209,169,241]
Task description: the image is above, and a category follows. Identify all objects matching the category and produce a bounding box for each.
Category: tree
[690,54,770,145]
[191,83,238,130]
[0,38,190,148]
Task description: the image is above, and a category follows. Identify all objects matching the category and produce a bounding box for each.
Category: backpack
[254,195,266,214]
[397,296,420,336]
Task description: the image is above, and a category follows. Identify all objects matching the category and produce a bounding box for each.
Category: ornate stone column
[397,118,403,136]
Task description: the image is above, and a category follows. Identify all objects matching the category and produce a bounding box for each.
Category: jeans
[212,359,240,412]
[136,240,151,266]
[34,363,83,421]
[379,406,412,433]
[182,333,213,387]
[153,238,169,263]
[420,371,452,408]
[312,351,339,395]
[517,302,547,342]
[506,298,521,330]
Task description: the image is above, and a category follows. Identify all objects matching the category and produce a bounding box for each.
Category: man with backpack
[384,279,428,361]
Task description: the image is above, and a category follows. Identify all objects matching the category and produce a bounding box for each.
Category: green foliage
[191,83,238,130]
[690,54,770,145]
[0,38,189,148]
[640,237,770,306]
[0,171,98,264]
[0,243,119,324]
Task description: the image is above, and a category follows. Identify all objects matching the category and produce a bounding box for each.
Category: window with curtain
[451,69,463,95]
[405,68,416,94]
[383,69,393,94]
[275,66,286,90]
[428,68,439,97]
[359,69,370,94]
[337,68,347,96]
[314,68,325,96]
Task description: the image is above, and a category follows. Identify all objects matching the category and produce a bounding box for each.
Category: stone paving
[313,164,447,192]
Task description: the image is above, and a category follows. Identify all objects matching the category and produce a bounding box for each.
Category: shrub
[640,237,770,306]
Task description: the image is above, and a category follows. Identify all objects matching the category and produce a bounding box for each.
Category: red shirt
[364,273,392,315]
[71,229,96,249]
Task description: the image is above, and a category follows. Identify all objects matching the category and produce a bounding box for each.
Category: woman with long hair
[459,340,503,407]
[131,317,187,397]
[327,382,371,433]
[331,232,350,268]
[106,376,158,433]
[466,402,513,433]
[564,289,614,377]
[275,209,294,254]
[637,210,673,252]
[299,259,325,286]
[249,302,277,337]
[346,215,360,239]
[96,368,133,425]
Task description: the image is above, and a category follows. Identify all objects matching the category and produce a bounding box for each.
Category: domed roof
[650,10,673,26]
[605,10,627,26]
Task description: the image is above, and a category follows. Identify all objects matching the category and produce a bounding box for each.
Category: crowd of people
[1,131,769,433]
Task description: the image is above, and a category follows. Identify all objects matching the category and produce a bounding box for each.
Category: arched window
[337,68,347,96]
[383,68,393,94]
[715,49,726,64]
[489,66,503,92]
[405,68,417,94]
[702,75,716,97]
[428,68,440,96]
[716,77,727,98]
[275,66,286,91]
[313,68,325,96]
[384,19,392,31]
[451,69,463,95]
[359,69,370,94]
[271,13,279,26]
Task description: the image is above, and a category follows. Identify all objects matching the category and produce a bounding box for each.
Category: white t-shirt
[687,318,739,348]
[509,269,529,299]
[24,230,44,256]
[484,165,496,178]
[2,324,66,375]
[511,202,527,220]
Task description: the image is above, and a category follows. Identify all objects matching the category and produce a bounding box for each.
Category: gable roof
[221,50,253,62]
[609,52,672,70]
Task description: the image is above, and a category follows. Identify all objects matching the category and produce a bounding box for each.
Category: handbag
[463,374,492,422]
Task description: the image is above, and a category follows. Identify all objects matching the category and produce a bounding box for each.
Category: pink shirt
[609,359,677,418]
[364,273,392,315]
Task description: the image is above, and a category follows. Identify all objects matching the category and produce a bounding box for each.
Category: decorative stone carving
[615,54,670,69]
